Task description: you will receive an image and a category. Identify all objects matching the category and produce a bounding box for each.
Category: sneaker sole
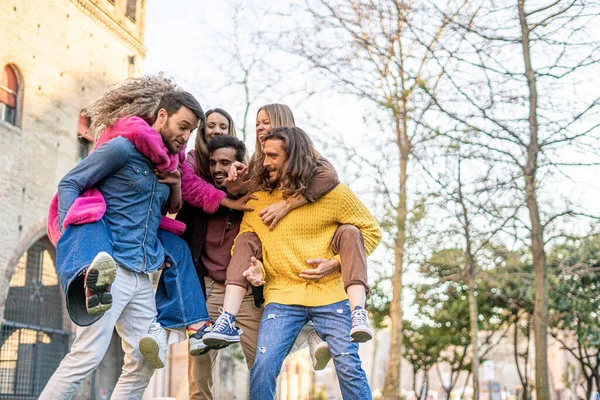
[350,328,373,343]
[190,346,208,357]
[313,344,332,370]
[86,253,117,315]
[202,334,240,348]
[189,341,208,357]
[139,337,165,369]
[190,343,228,357]
[190,341,227,357]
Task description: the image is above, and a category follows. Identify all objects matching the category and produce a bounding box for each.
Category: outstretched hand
[242,257,265,286]
[224,161,250,195]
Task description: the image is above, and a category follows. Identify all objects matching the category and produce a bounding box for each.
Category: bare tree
[269,1,469,396]
[416,134,522,399]
[418,1,600,398]
[204,0,289,144]
[451,158,517,400]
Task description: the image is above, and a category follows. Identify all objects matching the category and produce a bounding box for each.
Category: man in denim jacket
[39,91,204,399]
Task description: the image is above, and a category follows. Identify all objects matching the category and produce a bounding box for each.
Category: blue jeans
[249,300,372,400]
[56,220,208,328]
[56,219,115,326]
[155,229,209,328]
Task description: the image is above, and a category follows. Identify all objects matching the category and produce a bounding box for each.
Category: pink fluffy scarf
[48,116,192,246]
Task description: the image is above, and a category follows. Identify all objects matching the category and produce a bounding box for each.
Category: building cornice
[69,0,147,58]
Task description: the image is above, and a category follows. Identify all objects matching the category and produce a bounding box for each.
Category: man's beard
[160,126,181,154]
[265,169,280,189]
[211,173,226,188]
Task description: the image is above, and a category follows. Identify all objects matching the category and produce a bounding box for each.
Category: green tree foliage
[548,237,600,398]
[367,270,393,330]
[486,246,534,400]
[413,248,507,398]
[403,320,443,396]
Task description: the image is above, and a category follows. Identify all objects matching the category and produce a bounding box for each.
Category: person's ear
[154,109,168,130]
[158,109,167,122]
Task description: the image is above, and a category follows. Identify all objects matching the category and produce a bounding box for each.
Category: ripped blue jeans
[249,300,372,400]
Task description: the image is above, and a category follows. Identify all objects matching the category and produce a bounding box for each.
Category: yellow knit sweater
[234,183,382,307]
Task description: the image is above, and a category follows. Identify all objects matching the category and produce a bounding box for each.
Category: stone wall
[0,0,145,321]
[0,0,145,397]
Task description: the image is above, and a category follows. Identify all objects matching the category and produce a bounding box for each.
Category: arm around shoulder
[304,156,340,202]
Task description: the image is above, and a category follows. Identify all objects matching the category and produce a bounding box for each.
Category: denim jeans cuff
[159,316,210,330]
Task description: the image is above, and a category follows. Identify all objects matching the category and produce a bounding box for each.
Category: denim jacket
[58,136,170,273]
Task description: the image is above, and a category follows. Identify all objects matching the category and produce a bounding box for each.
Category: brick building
[0,0,146,398]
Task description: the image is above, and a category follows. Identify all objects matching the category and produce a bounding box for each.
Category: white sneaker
[84,252,117,314]
[139,322,167,369]
[350,306,373,343]
[306,329,331,370]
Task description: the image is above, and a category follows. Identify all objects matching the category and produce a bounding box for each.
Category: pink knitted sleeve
[180,159,226,214]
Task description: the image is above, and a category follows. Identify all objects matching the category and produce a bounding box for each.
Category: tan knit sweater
[234,184,382,307]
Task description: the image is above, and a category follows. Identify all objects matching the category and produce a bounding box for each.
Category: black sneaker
[189,321,216,356]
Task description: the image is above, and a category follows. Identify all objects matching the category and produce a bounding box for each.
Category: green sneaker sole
[139,337,164,369]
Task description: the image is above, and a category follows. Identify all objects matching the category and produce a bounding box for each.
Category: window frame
[0,64,23,129]
[126,0,137,22]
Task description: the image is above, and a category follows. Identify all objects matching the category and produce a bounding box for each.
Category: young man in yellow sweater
[206,126,382,399]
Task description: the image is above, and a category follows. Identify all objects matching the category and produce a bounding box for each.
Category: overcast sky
[143,0,368,147]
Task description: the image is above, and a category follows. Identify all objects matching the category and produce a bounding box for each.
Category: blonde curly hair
[84,74,178,139]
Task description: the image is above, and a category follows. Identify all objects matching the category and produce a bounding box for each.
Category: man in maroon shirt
[178,135,264,399]
[183,134,333,398]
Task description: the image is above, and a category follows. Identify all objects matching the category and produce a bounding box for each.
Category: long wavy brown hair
[84,74,178,139]
[250,126,319,198]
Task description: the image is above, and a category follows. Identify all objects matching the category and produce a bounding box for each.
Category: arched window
[0,65,18,126]
[0,238,71,398]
